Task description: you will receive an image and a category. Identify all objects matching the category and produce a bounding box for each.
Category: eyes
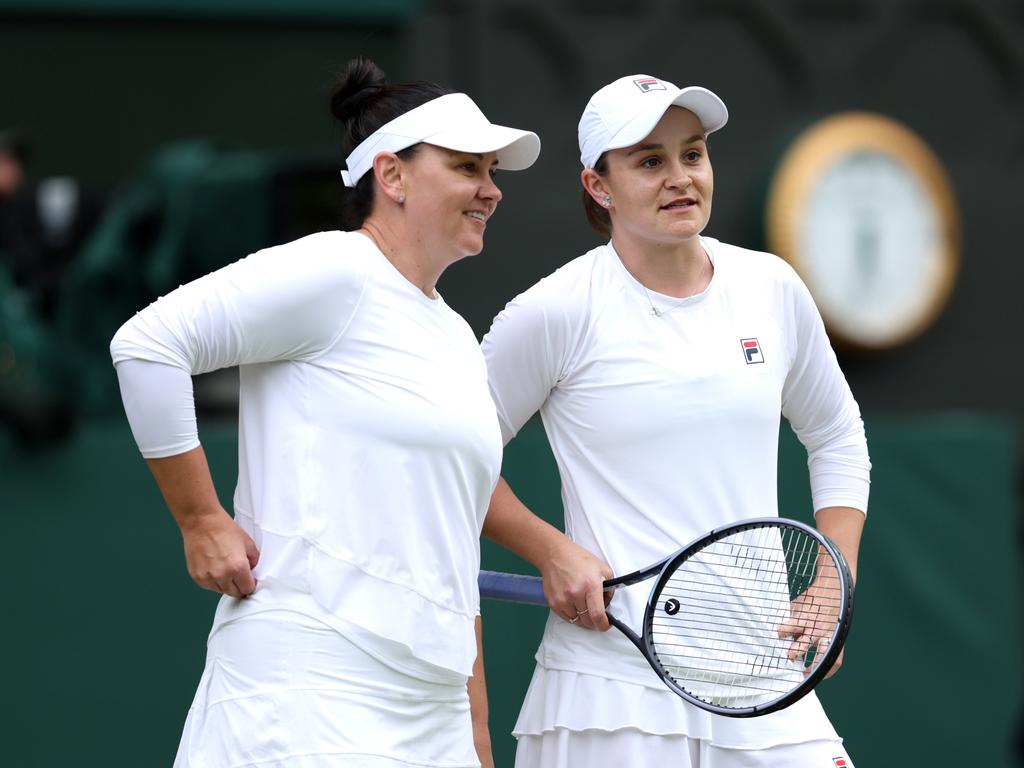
[639,149,704,169]
[457,159,499,179]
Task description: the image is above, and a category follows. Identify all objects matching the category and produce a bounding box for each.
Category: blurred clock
[765,112,960,351]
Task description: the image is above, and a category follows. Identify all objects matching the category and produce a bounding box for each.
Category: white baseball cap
[578,75,728,168]
[341,92,540,187]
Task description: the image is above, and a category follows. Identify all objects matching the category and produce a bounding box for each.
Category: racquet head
[641,518,854,717]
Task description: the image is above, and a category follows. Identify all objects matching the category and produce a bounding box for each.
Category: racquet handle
[478,570,546,605]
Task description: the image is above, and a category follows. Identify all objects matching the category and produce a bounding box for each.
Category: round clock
[765,112,960,351]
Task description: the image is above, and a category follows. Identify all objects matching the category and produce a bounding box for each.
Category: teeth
[467,211,486,221]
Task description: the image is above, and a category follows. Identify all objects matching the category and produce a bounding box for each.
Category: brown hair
[329,57,452,228]
[581,152,611,237]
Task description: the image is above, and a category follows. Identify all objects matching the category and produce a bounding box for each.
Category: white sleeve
[114,359,199,459]
[109,235,367,458]
[781,272,871,515]
[109,238,366,373]
[481,281,580,445]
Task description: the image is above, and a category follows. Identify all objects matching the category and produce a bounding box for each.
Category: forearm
[814,506,864,582]
[146,445,258,596]
[481,476,569,570]
[146,445,224,529]
[468,616,493,768]
[482,476,613,630]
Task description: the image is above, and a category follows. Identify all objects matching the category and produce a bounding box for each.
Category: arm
[482,477,613,631]
[468,615,494,768]
[146,445,259,597]
[778,506,864,677]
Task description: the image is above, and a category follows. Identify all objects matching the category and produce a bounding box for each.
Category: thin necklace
[642,253,711,317]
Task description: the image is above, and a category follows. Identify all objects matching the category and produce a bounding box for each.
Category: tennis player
[110,57,539,768]
[481,74,869,767]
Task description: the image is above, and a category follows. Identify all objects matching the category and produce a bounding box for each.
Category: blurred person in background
[110,56,539,768]
[482,74,869,768]
[0,127,100,320]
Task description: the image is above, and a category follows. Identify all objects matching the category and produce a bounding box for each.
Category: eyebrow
[450,150,500,166]
[625,135,706,156]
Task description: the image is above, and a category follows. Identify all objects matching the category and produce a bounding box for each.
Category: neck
[611,234,711,298]
[359,216,445,298]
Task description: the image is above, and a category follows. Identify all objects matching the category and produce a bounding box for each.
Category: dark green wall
[4,414,1019,767]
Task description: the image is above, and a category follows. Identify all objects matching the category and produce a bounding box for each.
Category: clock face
[766,113,959,351]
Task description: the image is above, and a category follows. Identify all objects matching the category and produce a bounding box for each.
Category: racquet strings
[648,524,842,708]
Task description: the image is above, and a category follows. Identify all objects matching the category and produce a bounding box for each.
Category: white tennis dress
[112,231,503,767]
[481,238,870,766]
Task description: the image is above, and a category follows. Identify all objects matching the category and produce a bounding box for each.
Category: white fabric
[515,726,852,768]
[511,666,838,748]
[480,237,870,748]
[341,93,540,186]
[111,230,502,677]
[578,76,728,167]
[114,359,198,458]
[174,607,479,768]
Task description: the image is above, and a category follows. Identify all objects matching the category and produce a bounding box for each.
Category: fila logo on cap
[633,77,665,93]
[741,338,764,364]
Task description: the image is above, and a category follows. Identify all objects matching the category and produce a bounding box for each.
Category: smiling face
[400,144,503,262]
[587,106,714,251]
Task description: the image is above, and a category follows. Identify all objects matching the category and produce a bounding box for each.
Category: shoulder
[229,230,372,292]
[706,236,800,285]
[501,244,607,316]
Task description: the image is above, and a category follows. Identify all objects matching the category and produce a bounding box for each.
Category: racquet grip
[478,570,547,605]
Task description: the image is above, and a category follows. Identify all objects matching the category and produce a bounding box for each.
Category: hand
[179,507,260,597]
[541,539,614,632]
[777,563,844,677]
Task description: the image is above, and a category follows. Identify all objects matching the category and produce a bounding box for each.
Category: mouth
[660,197,697,211]
[465,210,489,224]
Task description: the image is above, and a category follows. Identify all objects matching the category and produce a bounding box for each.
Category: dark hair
[581,152,611,238]
[329,57,452,228]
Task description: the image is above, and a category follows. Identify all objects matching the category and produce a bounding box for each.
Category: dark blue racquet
[479,517,854,717]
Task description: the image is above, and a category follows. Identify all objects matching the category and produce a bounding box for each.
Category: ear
[581,168,610,207]
[371,152,406,205]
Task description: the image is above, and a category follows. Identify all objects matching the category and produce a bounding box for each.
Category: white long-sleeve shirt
[111,230,502,678]
[481,237,870,745]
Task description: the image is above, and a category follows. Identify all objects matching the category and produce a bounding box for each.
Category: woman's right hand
[179,508,260,597]
[541,539,614,632]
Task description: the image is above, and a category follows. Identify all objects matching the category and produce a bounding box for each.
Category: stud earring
[602,195,612,208]
[397,193,406,204]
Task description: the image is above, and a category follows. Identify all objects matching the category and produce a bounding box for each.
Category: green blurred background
[2,0,1022,766]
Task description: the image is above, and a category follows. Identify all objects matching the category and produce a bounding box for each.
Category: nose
[480,172,503,204]
[665,158,691,190]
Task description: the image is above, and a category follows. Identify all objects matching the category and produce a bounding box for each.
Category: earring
[397,193,406,204]
[602,195,612,208]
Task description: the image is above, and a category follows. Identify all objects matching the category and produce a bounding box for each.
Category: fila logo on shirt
[832,758,848,767]
[741,338,764,364]
[633,77,666,93]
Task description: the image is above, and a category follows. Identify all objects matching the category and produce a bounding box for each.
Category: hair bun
[330,57,387,123]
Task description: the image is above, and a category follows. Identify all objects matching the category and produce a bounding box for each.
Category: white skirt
[173,609,479,768]
[513,665,840,749]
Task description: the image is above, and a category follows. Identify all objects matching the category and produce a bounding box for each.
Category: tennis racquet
[478,517,854,717]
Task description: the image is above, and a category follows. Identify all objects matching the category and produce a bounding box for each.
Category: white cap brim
[579,78,728,168]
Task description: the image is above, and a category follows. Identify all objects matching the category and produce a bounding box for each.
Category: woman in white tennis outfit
[110,57,539,768]
[481,74,869,767]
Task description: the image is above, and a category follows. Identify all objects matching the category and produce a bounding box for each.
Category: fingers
[182,512,260,598]
[579,584,611,631]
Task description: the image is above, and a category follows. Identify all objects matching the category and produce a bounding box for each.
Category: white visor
[340,92,540,187]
